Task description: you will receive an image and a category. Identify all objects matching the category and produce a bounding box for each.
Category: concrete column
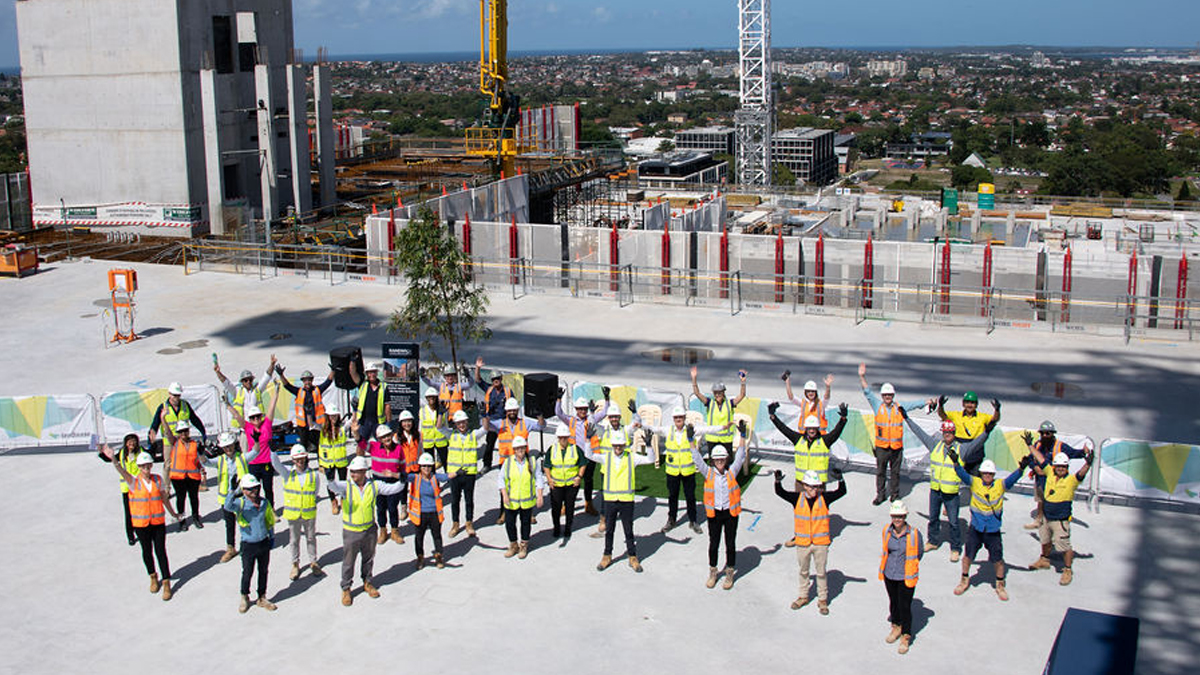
[286,64,312,216]
[254,64,278,224]
[873,208,883,231]
[313,64,335,209]
[199,68,225,235]
[937,206,948,233]
[969,208,981,236]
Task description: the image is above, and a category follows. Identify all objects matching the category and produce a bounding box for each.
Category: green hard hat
[962,391,978,403]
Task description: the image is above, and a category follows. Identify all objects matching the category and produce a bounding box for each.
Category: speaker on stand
[523,372,559,456]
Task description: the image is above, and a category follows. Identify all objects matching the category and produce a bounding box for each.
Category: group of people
[101,356,1095,654]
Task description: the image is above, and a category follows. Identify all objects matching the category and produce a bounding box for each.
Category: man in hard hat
[486,397,545,523]
[102,444,180,601]
[544,424,587,542]
[689,366,747,457]
[499,437,547,559]
[167,420,205,531]
[767,400,848,491]
[408,452,450,569]
[148,381,207,448]
[328,455,405,606]
[901,408,997,562]
[368,423,405,545]
[445,410,485,537]
[214,354,276,430]
[936,391,1000,443]
[555,387,610,518]
[951,452,1030,601]
[588,398,642,539]
[349,361,390,450]
[783,371,834,433]
[432,367,466,418]
[202,431,249,563]
[277,364,334,452]
[858,363,932,506]
[224,473,278,613]
[1028,444,1094,585]
[691,432,748,590]
[1021,421,1089,530]
[474,356,513,471]
[642,406,710,534]
[583,429,658,573]
[317,399,353,515]
[880,500,923,654]
[775,467,847,613]
[271,444,323,581]
[420,387,449,469]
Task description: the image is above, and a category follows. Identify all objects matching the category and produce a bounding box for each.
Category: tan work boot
[161,579,173,601]
[435,553,445,569]
[950,550,961,563]
[629,556,643,573]
[390,528,404,544]
[924,541,939,553]
[898,635,911,654]
[220,545,237,563]
[995,579,1009,601]
[954,576,970,595]
[1059,568,1073,586]
[496,511,506,525]
[449,522,461,537]
[149,573,160,593]
[377,528,388,545]
[1030,556,1052,570]
[289,563,301,580]
[1024,519,1041,530]
[363,582,380,599]
[415,556,426,570]
[341,589,353,606]
[256,596,277,611]
[791,596,811,610]
[333,500,341,515]
[885,624,902,644]
[596,555,612,571]
[706,567,720,589]
[517,542,529,559]
[721,567,736,590]
[818,600,829,615]
[238,594,251,613]
[784,539,797,548]
[465,522,477,537]
[504,543,519,558]
[585,503,599,517]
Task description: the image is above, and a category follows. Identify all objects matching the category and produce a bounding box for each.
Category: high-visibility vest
[231,387,264,429]
[968,477,1006,520]
[879,526,920,588]
[356,382,386,420]
[318,428,350,469]
[1043,471,1081,515]
[483,384,512,415]
[705,399,735,443]
[569,417,601,449]
[703,467,741,517]
[370,441,403,475]
[793,437,831,482]
[929,441,962,495]
[399,436,421,474]
[663,427,695,477]
[439,382,464,416]
[169,439,201,480]
[1034,438,1062,466]
[874,403,904,450]
[293,387,326,428]
[407,474,444,525]
[420,405,446,445]
[282,469,319,520]
[547,442,580,486]
[129,475,166,527]
[793,494,831,546]
[117,452,141,494]
[161,401,191,430]
[602,451,636,502]
[446,432,479,475]
[796,397,828,433]
[343,480,377,532]
[217,453,249,498]
[503,458,537,509]
[496,418,529,461]
[234,497,277,530]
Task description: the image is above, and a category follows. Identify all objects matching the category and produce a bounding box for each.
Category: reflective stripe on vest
[293,387,326,428]
[217,454,249,498]
[400,437,421,474]
[370,442,403,474]
[283,470,319,520]
[703,467,741,517]
[1044,471,1080,509]
[503,459,537,509]
[161,401,191,430]
[928,441,962,494]
[793,494,831,546]
[548,443,580,486]
[234,497,276,529]
[483,384,512,415]
[663,428,695,477]
[879,527,921,588]
[447,432,479,475]
[874,403,904,449]
[169,440,201,480]
[129,475,165,527]
[969,478,1006,518]
[496,419,529,459]
[319,429,350,468]
[793,437,831,482]
[343,481,377,532]
[705,399,734,442]
[407,475,444,525]
[232,387,264,428]
[569,417,601,449]
[439,382,464,416]
[602,451,636,501]
[420,405,446,444]
[356,382,385,419]
[796,398,828,433]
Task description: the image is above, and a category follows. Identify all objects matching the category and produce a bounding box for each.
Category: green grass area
[634,462,764,501]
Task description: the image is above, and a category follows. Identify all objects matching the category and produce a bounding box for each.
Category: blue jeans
[928,489,961,551]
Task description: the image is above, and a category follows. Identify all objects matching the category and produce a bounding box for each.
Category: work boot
[342,589,353,606]
[721,567,736,590]
[706,567,720,589]
[660,518,677,534]
[950,550,961,563]
[690,522,703,535]
[333,500,341,515]
[1059,568,1073,586]
[504,543,519,558]
[377,528,388,545]
[149,573,160,593]
[1024,517,1042,530]
[784,539,797,548]
[435,553,445,569]
[561,533,571,547]
[995,579,1009,601]
[415,555,426,570]
[363,582,380,599]
[449,522,461,537]
[517,542,529,559]
[818,600,829,615]
[531,515,538,524]
[552,526,561,538]
[161,579,173,601]
[290,563,301,581]
[872,495,886,506]
[585,503,599,517]
[885,624,902,644]
[954,576,970,595]
[465,522,477,537]
[220,545,237,563]
[924,541,938,553]
[310,563,324,576]
[629,556,643,573]
[898,635,911,655]
[390,528,404,544]
[256,596,277,611]
[180,519,189,532]
[791,596,811,610]
[191,515,204,529]
[238,594,251,614]
[596,555,612,571]
[496,511,506,525]
[1030,556,1052,570]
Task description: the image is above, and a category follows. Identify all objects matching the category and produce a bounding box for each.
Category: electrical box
[108,269,138,293]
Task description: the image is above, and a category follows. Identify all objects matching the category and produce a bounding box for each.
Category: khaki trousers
[796,543,830,601]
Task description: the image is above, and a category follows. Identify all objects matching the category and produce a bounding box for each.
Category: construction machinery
[465,0,520,178]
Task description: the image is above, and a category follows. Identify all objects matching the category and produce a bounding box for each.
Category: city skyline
[2,0,1199,70]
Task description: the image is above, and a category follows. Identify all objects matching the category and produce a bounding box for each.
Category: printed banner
[0,394,98,449]
[99,385,224,441]
[1100,439,1200,504]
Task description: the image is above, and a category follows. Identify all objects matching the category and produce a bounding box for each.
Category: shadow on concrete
[825,569,869,605]
[171,549,223,592]
[140,327,174,338]
[737,542,783,579]
[1125,508,1200,675]
[830,515,872,538]
[911,598,934,637]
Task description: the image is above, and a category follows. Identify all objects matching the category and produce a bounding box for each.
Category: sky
[2,0,1199,70]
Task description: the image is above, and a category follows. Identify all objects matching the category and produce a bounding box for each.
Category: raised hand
[626,399,637,414]
[601,386,611,400]
[781,369,791,382]
[991,398,1001,411]
[100,443,115,461]
[1021,430,1034,446]
[1084,448,1095,465]
[857,363,866,377]
[738,369,747,382]
[689,365,698,381]
[738,420,748,436]
[824,373,834,387]
[475,355,484,369]
[686,424,695,441]
[774,469,784,481]
[938,395,948,408]
[767,401,780,416]
[557,386,565,399]
[838,402,848,417]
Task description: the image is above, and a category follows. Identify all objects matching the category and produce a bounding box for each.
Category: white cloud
[592,5,612,22]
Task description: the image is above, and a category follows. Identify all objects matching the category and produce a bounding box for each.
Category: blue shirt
[406,471,449,512]
[223,491,274,543]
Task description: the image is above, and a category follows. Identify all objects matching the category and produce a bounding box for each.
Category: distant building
[771,127,837,185]
[674,126,736,156]
[637,151,728,188]
[866,59,908,79]
[667,112,688,125]
[834,134,857,174]
[1031,51,1050,68]
[886,132,953,160]
[962,152,988,168]
[918,67,936,81]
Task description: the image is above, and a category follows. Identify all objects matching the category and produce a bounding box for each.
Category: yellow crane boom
[465,0,518,177]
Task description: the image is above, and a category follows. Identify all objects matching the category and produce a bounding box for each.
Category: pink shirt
[369,440,403,476]
[244,418,274,464]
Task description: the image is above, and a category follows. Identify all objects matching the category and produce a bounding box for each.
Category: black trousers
[666,472,698,524]
[449,473,477,522]
[121,493,136,543]
[885,577,915,635]
[549,484,579,533]
[874,447,903,501]
[414,514,443,556]
[707,509,738,568]
[356,420,379,446]
[483,430,499,470]
[248,462,275,507]
[603,501,636,557]
[171,477,200,518]
[134,523,170,577]
[375,476,402,528]
[582,462,597,506]
[433,443,449,470]
[240,538,270,597]
[504,507,533,543]
[324,466,347,499]
[223,510,238,547]
[298,426,320,452]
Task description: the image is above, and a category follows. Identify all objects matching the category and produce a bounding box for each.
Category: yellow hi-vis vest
[318,428,350,469]
[968,477,1006,519]
[118,452,141,494]
[705,399,734,443]
[356,382,386,419]
[793,437,831,482]
[446,432,479,475]
[216,453,249,498]
[234,498,277,529]
[928,441,962,495]
[548,442,580,486]
[343,480,377,532]
[503,458,537,509]
[231,387,265,428]
[161,401,191,429]
[663,427,695,477]
[602,450,636,502]
[283,469,319,520]
[420,405,446,445]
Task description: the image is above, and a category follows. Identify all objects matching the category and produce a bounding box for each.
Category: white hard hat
[375,424,393,438]
[803,380,818,392]
[398,410,414,421]
[801,470,823,486]
[555,425,572,438]
[671,406,687,418]
[512,436,528,450]
[710,445,729,460]
[218,431,238,447]
[444,369,458,377]
[608,406,622,417]
[239,370,254,381]
[609,430,627,446]
[418,452,435,466]
[365,362,381,372]
[243,402,263,418]
[174,420,190,432]
[504,397,520,411]
[239,474,261,490]
[290,444,308,459]
[889,500,908,516]
[325,400,340,416]
[803,415,821,429]
[167,382,183,396]
[136,452,154,466]
[574,397,589,408]
[979,459,997,474]
[424,387,438,397]
[452,410,469,423]
[880,383,896,395]
[1052,453,1070,467]
[712,382,726,392]
[349,456,371,471]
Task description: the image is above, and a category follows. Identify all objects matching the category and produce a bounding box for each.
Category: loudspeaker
[523,372,559,419]
[329,346,363,390]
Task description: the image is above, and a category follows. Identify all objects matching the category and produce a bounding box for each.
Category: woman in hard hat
[98,433,146,545]
[227,381,284,507]
[544,424,587,542]
[328,455,406,606]
[774,467,847,613]
[880,500,923,654]
[783,371,833,433]
[224,472,278,613]
[691,428,748,590]
[420,387,449,469]
[368,423,405,545]
[408,452,450,569]
[499,436,546,559]
[445,410,485,537]
[103,443,180,600]
[396,410,422,477]
[201,431,250,563]
[317,400,353,515]
[167,420,205,531]
[272,444,324,581]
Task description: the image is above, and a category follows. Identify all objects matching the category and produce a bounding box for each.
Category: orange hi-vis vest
[797,397,828,433]
[483,383,513,415]
[129,474,166,527]
[879,526,921,588]
[569,417,601,449]
[169,439,201,480]
[496,418,529,461]
[407,474,444,525]
[874,403,904,450]
[293,387,326,428]
[399,436,421,474]
[793,494,831,546]
[703,467,741,518]
[439,382,464,416]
